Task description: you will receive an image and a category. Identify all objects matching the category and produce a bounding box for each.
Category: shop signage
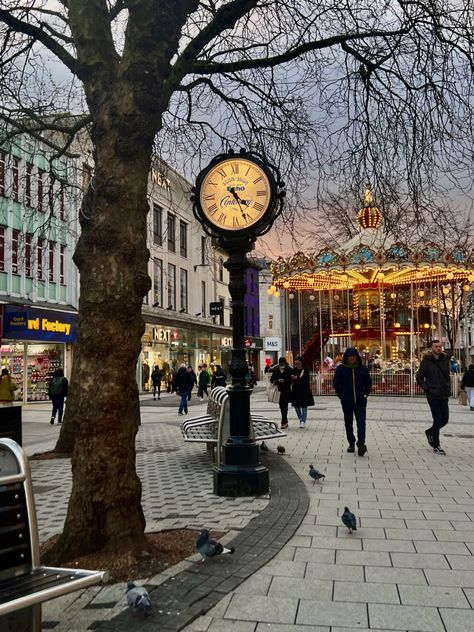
[220,336,233,347]
[152,327,170,342]
[264,336,282,351]
[244,336,264,349]
[3,306,77,343]
[151,169,171,191]
[209,301,224,316]
[244,338,252,348]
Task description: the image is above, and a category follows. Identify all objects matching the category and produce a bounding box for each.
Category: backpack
[50,376,64,396]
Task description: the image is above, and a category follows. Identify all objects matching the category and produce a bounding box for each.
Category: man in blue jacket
[333,347,372,456]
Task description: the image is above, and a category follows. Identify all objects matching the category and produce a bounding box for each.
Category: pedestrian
[416,339,451,455]
[461,364,474,410]
[150,365,163,400]
[270,357,293,429]
[167,370,174,393]
[324,353,334,371]
[174,365,194,415]
[0,368,19,403]
[48,368,69,425]
[198,363,211,401]
[187,366,197,400]
[333,347,372,456]
[291,356,314,428]
[211,365,227,388]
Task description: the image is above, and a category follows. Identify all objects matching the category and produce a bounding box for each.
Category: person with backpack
[0,368,19,402]
[198,364,211,400]
[211,365,227,388]
[48,368,69,425]
[150,365,163,400]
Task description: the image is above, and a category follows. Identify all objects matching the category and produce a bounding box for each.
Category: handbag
[458,390,467,406]
[268,384,281,404]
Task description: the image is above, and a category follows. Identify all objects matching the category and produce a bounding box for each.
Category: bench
[0,438,106,632]
[181,386,286,464]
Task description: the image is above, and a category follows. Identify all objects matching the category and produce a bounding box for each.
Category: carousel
[270,190,474,394]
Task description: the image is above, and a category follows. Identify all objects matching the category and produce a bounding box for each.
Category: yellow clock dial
[199,157,272,231]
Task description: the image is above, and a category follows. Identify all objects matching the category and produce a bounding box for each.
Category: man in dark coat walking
[333,347,372,455]
[416,340,451,455]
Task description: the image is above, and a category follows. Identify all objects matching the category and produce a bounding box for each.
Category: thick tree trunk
[46,137,152,560]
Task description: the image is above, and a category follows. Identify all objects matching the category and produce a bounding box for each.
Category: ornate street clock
[192,149,285,240]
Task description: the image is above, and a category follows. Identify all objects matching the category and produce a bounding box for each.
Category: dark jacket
[48,373,69,398]
[291,367,314,408]
[173,367,194,395]
[461,369,474,389]
[151,368,162,385]
[416,352,451,400]
[198,370,211,387]
[270,364,293,403]
[333,348,371,405]
[211,368,227,388]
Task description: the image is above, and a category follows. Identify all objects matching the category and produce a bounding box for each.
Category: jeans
[152,383,161,399]
[179,391,189,414]
[51,395,65,422]
[198,385,208,399]
[341,397,367,446]
[427,398,449,448]
[293,406,307,423]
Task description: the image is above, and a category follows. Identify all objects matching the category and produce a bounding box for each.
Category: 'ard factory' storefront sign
[2,306,78,343]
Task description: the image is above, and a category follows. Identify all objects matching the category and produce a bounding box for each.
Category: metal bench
[181,387,286,464]
[0,438,106,632]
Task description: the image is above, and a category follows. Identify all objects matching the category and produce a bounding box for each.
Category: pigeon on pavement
[196,529,235,562]
[260,441,269,451]
[126,582,152,614]
[341,506,357,533]
[277,444,286,455]
[309,464,325,484]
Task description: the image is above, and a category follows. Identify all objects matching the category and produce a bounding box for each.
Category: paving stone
[368,603,444,631]
[206,620,257,632]
[391,552,450,569]
[439,608,474,632]
[267,576,332,600]
[413,540,471,555]
[336,550,392,566]
[365,566,428,585]
[224,594,297,624]
[305,562,364,582]
[333,580,399,604]
[255,625,329,632]
[362,538,415,553]
[425,569,474,587]
[398,584,471,608]
[296,599,368,627]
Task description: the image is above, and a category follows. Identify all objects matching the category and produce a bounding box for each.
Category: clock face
[198,157,274,231]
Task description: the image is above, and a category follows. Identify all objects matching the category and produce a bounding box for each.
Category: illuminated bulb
[309,294,315,301]
[267,288,274,295]
[354,323,361,330]
[394,322,401,328]
[468,274,474,282]
[378,272,385,279]
[288,293,295,299]
[390,292,396,299]
[418,290,424,297]
[446,272,454,280]
[274,291,280,297]
[442,287,449,295]
[283,281,290,289]
[415,271,422,279]
[463,284,470,292]
[423,323,430,329]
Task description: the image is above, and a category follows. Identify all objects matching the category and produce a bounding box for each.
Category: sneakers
[199,398,203,402]
[299,421,306,429]
[425,429,434,447]
[433,446,446,455]
[281,423,288,430]
[347,445,355,453]
[357,444,367,456]
[178,412,184,416]
[50,417,54,425]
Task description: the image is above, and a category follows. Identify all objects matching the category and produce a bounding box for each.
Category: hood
[342,347,361,366]
[422,351,446,361]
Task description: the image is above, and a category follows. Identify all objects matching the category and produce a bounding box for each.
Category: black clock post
[192,149,285,496]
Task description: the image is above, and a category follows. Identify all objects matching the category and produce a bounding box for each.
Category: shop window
[167,213,176,252]
[0,151,5,196]
[218,257,224,282]
[25,162,32,206]
[12,229,19,274]
[48,241,55,282]
[59,244,65,284]
[25,234,32,278]
[201,235,206,265]
[179,221,187,258]
[37,168,44,212]
[59,184,65,220]
[180,268,188,312]
[0,226,4,271]
[167,262,176,309]
[153,204,162,245]
[12,158,19,202]
[201,281,206,317]
[37,237,44,280]
[153,258,163,306]
[82,163,93,190]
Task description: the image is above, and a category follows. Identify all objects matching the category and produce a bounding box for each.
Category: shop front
[0,305,77,403]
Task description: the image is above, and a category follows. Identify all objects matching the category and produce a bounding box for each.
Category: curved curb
[98,452,309,631]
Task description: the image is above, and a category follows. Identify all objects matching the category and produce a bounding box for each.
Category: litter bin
[0,404,22,445]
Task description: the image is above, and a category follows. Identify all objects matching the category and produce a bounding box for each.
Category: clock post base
[213,461,269,497]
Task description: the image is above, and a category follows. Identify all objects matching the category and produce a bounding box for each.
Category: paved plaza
[20,387,474,631]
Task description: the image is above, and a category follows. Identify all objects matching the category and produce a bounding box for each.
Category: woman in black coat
[291,356,314,428]
[461,364,474,410]
[270,357,293,429]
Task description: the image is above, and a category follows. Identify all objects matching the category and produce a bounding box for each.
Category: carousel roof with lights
[271,188,474,291]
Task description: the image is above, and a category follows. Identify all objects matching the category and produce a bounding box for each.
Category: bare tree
[1,1,474,561]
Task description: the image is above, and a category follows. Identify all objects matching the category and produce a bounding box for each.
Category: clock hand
[229,187,249,217]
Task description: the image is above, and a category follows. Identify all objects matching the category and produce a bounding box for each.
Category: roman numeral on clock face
[256,190,266,197]
[231,163,239,174]
[232,216,240,227]
[216,168,226,178]
[217,212,227,225]
[207,203,218,215]
[253,202,264,212]
[253,175,263,184]
[204,193,215,201]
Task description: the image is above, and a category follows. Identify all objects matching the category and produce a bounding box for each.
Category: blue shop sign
[3,306,77,343]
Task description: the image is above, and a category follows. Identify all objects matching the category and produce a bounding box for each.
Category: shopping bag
[268,384,281,404]
[458,390,467,406]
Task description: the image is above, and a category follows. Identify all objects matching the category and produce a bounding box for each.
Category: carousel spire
[357,184,383,230]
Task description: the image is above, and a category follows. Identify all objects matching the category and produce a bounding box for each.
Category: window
[49,241,55,282]
[218,296,225,326]
[179,221,187,258]
[0,152,5,196]
[218,257,224,282]
[59,184,65,220]
[167,213,176,252]
[12,158,19,202]
[268,314,274,330]
[37,237,44,280]
[201,281,206,318]
[82,163,93,190]
[153,258,163,306]
[59,244,65,283]
[25,234,32,277]
[180,268,188,312]
[12,230,19,274]
[167,263,176,309]
[37,169,44,212]
[153,204,162,245]
[0,226,4,271]
[25,163,32,206]
[201,236,206,265]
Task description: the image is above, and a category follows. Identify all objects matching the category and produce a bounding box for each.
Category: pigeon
[196,529,235,562]
[260,441,269,452]
[126,582,152,614]
[341,506,357,533]
[277,444,286,455]
[309,464,325,484]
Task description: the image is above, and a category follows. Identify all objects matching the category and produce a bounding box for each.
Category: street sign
[244,338,252,348]
[209,301,224,315]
